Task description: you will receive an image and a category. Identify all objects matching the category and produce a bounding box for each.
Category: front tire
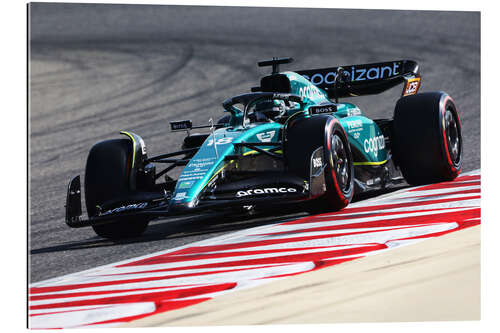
[285,115,354,213]
[392,92,462,185]
[85,139,150,239]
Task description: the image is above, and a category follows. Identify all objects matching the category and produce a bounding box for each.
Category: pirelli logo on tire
[402,76,421,96]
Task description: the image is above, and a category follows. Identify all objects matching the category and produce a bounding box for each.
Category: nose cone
[167,197,198,213]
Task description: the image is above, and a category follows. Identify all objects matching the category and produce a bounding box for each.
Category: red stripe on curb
[30,283,236,310]
[86,298,211,326]
[29,172,481,328]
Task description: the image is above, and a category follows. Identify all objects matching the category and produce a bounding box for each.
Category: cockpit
[222,92,304,126]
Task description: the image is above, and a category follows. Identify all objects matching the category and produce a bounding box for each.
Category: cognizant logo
[363,135,385,157]
[302,62,401,86]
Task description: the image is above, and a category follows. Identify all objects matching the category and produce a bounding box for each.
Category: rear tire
[85,139,150,239]
[285,115,354,213]
[393,92,462,185]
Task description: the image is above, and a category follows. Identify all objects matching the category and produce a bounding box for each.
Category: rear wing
[296,60,421,98]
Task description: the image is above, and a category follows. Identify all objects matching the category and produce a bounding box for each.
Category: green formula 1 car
[65,57,462,239]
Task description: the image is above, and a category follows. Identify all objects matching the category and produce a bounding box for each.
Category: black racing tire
[393,91,462,185]
[285,115,354,213]
[84,139,150,239]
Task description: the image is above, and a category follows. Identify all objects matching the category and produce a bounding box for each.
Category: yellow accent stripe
[120,131,136,169]
[207,164,228,184]
[205,147,281,184]
[206,150,254,184]
[353,160,387,166]
[242,148,281,156]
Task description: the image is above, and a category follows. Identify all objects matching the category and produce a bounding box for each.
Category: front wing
[64,162,324,229]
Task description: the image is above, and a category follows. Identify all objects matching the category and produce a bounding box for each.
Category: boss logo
[236,187,298,197]
[309,104,337,115]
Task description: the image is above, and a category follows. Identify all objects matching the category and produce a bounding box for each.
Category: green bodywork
[169,71,386,209]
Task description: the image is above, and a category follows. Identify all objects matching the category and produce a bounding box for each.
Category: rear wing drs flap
[296,60,421,98]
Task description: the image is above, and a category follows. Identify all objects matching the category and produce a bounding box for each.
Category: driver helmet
[254,99,286,120]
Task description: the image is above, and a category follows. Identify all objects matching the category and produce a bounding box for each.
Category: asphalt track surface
[28,4,480,283]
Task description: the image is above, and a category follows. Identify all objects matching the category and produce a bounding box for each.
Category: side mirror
[170,120,193,132]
